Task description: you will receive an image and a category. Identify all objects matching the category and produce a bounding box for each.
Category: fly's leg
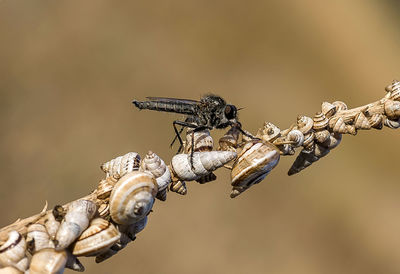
[172,120,198,154]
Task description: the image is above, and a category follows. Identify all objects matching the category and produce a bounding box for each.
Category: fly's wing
[133,96,199,115]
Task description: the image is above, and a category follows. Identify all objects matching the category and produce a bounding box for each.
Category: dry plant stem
[0,80,398,272]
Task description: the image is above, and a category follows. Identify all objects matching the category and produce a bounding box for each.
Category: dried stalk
[0,80,399,273]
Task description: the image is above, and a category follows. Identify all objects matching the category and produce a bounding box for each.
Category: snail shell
[230,141,280,196]
[276,129,304,147]
[27,224,54,253]
[96,178,115,200]
[256,122,281,142]
[302,131,315,151]
[332,101,348,111]
[296,116,313,134]
[313,112,329,130]
[185,129,214,153]
[0,267,21,274]
[384,100,400,120]
[219,127,241,152]
[171,151,237,181]
[321,133,342,149]
[368,113,383,129]
[169,180,187,195]
[0,231,26,270]
[29,248,67,274]
[354,112,371,130]
[328,117,356,134]
[384,117,400,129]
[44,212,60,241]
[314,129,330,144]
[72,218,121,257]
[139,151,171,201]
[321,102,336,118]
[101,152,141,180]
[55,200,97,250]
[109,171,158,225]
[388,79,400,100]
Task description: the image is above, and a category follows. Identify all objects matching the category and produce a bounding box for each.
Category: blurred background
[0,1,399,273]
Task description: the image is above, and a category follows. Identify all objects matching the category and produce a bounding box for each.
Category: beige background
[0,1,400,273]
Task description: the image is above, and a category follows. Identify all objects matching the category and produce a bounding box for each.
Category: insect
[133,94,254,154]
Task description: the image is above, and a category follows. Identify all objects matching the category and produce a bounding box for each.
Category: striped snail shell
[354,112,371,130]
[219,127,241,152]
[384,117,400,129]
[321,102,336,118]
[55,200,97,250]
[27,224,54,253]
[72,218,121,257]
[368,113,383,129]
[302,131,315,151]
[256,122,281,142]
[314,129,330,144]
[185,129,214,153]
[286,129,304,147]
[29,248,67,274]
[320,133,342,149]
[387,79,400,100]
[313,112,329,130]
[171,151,236,181]
[139,151,171,201]
[96,178,115,200]
[109,171,158,225]
[230,141,280,198]
[329,117,356,134]
[384,100,400,120]
[101,152,141,180]
[296,115,314,134]
[332,101,348,111]
[0,231,27,271]
[169,180,187,195]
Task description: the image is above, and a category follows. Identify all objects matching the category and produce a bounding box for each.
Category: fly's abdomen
[133,100,196,115]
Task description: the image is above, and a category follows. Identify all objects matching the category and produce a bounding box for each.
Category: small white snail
[55,200,97,250]
[27,223,54,253]
[0,230,27,272]
[29,248,67,274]
[109,171,158,225]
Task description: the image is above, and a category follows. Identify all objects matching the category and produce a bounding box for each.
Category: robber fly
[132,94,254,155]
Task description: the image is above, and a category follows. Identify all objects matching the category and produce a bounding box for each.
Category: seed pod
[171,151,237,181]
[72,218,121,257]
[109,171,158,225]
[101,152,141,180]
[296,116,313,134]
[384,100,400,120]
[55,200,97,250]
[384,117,400,129]
[139,151,171,201]
[185,129,213,153]
[230,141,280,198]
[169,180,187,195]
[0,231,26,270]
[27,224,54,253]
[29,248,67,274]
[256,122,281,143]
[332,101,348,111]
[321,102,336,118]
[354,112,371,130]
[313,112,329,130]
[219,127,241,152]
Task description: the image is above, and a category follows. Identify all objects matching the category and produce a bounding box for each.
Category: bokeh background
[0,1,399,273]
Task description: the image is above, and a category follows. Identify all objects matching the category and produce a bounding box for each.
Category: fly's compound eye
[224,105,237,120]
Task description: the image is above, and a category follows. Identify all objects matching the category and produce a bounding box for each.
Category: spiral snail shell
[296,116,313,134]
[387,79,400,100]
[384,100,400,121]
[55,200,97,250]
[230,141,280,198]
[169,179,187,195]
[321,102,336,118]
[29,248,67,274]
[368,113,383,129]
[185,129,214,153]
[332,101,348,111]
[27,223,54,253]
[139,151,171,201]
[354,112,371,130]
[101,152,141,180]
[256,122,281,142]
[384,117,400,129]
[219,127,240,152]
[72,218,121,257]
[0,231,27,271]
[109,171,158,225]
[171,151,237,181]
[313,112,329,130]
[302,131,315,151]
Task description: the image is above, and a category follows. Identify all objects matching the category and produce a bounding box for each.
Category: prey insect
[132,94,255,165]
